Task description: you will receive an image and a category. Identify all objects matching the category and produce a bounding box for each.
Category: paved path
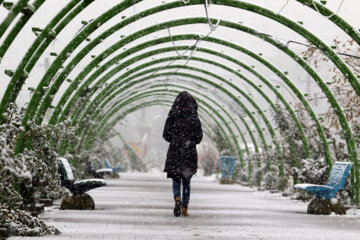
[10,173,360,240]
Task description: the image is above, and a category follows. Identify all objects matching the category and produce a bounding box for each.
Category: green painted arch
[80,82,252,166]
[76,77,258,160]
[76,71,273,177]
[37,12,356,201]
[14,11,348,143]
[88,63,281,156]
[11,9,352,183]
[96,90,239,155]
[0,0,88,115]
[1,0,358,201]
[86,91,236,157]
[91,88,265,182]
[34,16,338,171]
[65,44,311,160]
[76,68,270,155]
[144,83,251,157]
[4,1,358,167]
[0,0,28,39]
[12,16,352,199]
[85,90,248,177]
[0,0,45,60]
[14,0,360,125]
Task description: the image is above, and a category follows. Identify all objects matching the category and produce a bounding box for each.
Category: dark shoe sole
[174,200,181,217]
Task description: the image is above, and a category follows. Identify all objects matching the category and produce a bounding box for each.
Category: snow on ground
[9,172,360,240]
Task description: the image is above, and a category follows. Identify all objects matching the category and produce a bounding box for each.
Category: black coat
[163,92,203,180]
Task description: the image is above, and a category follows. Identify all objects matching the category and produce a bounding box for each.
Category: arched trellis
[78,70,271,153]
[61,43,309,156]
[82,89,257,180]
[79,84,254,166]
[0,0,359,203]
[83,90,240,167]
[81,100,216,156]
[0,3,348,169]
[87,87,241,157]
[70,82,251,155]
[30,15,356,201]
[72,78,261,179]
[24,16,347,172]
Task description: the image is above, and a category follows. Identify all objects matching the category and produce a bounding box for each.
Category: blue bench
[104,159,125,172]
[58,158,106,210]
[294,161,352,215]
[220,155,237,184]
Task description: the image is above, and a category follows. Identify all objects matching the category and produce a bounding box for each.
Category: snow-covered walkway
[10,173,360,240]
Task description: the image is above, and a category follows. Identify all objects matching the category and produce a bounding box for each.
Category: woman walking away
[163,91,203,217]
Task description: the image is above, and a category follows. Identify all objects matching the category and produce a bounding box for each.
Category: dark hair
[169,91,198,116]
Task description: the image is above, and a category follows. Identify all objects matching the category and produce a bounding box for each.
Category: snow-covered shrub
[198,141,219,176]
[292,158,329,185]
[262,164,279,190]
[234,162,249,183]
[0,104,32,208]
[0,103,61,236]
[246,153,262,186]
[0,208,60,236]
[19,123,65,204]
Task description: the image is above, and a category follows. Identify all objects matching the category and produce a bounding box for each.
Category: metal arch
[84,90,243,172]
[0,0,45,60]
[37,17,334,169]
[96,90,238,155]
[2,0,359,117]
[297,0,360,45]
[95,83,255,178]
[65,43,310,161]
[12,15,344,193]
[9,6,348,180]
[86,91,235,155]
[76,68,270,154]
[2,1,358,168]
[76,77,258,166]
[0,0,359,201]
[79,82,252,167]
[0,0,86,116]
[77,70,271,177]
[0,0,29,39]
[95,65,281,157]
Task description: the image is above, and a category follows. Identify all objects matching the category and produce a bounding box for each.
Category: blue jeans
[172,178,191,207]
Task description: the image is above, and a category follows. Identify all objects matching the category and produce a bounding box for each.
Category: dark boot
[174,196,181,217]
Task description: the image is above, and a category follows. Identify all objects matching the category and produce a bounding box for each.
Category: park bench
[294,161,352,215]
[220,155,237,184]
[104,159,125,172]
[58,157,106,210]
[86,161,113,179]
[104,159,124,178]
